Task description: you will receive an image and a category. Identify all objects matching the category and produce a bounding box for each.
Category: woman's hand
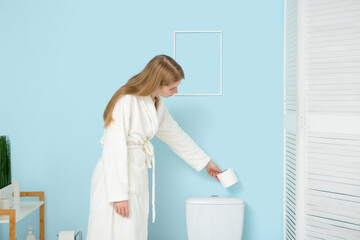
[206,160,222,182]
[114,200,129,218]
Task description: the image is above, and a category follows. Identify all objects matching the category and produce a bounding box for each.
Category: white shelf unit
[0,191,45,240]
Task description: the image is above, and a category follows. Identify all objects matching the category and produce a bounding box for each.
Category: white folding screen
[284,0,360,239]
[284,0,299,239]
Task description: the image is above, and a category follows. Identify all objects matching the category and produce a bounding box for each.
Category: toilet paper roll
[217,168,238,188]
[59,231,75,240]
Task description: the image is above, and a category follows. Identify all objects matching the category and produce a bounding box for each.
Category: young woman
[87,54,222,240]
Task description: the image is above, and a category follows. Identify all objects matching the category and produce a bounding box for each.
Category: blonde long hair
[103,54,184,128]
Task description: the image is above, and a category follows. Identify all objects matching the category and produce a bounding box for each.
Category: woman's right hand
[206,160,222,182]
[114,200,129,218]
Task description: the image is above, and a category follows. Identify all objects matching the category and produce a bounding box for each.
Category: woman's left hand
[206,160,222,182]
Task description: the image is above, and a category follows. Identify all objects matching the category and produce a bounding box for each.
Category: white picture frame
[173,30,223,96]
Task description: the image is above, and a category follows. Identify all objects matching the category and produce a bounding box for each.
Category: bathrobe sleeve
[101,95,132,202]
[155,101,211,172]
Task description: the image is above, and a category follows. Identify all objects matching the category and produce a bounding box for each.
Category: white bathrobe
[87,94,210,240]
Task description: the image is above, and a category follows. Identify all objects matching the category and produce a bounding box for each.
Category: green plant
[0,136,11,189]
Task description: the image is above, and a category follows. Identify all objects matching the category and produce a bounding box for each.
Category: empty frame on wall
[173,31,223,96]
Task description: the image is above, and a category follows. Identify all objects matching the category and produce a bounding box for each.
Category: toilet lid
[186,196,244,205]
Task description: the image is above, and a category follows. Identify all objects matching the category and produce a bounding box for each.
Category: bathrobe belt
[128,141,156,223]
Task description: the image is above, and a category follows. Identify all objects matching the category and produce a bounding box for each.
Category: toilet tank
[186,196,244,240]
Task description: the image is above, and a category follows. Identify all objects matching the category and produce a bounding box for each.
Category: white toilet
[186,196,245,240]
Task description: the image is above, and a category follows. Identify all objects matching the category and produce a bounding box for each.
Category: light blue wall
[0,0,284,239]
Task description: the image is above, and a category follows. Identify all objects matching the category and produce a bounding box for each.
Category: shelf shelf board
[0,201,44,223]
